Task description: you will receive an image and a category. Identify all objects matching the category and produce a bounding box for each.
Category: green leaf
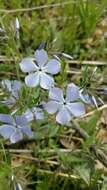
[80,112,100,135]
[75,165,91,186]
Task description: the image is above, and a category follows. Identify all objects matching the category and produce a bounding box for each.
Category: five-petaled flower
[19,49,61,89]
[44,83,85,125]
[0,114,32,143]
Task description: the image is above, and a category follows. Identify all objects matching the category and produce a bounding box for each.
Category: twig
[81,103,107,118]
[67,70,81,75]
[0,148,73,154]
[0,56,15,62]
[68,60,107,66]
[0,56,106,66]
[0,149,33,153]
[0,71,17,76]
[12,154,59,166]
[37,169,79,179]
[0,1,73,13]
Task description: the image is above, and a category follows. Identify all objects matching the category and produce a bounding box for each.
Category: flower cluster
[0,47,94,144]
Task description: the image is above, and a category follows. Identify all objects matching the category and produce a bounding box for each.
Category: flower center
[39,68,42,71]
[63,100,66,105]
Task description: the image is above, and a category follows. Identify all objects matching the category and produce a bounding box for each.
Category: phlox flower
[44,83,85,125]
[0,114,32,143]
[19,49,61,89]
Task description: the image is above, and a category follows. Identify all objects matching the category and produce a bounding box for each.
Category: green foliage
[0,162,11,190]
[1,0,107,189]
[80,113,100,135]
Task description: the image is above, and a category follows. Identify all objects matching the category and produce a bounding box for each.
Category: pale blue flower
[44,83,85,125]
[0,114,32,143]
[19,49,61,89]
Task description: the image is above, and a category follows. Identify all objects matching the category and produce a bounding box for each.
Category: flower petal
[10,130,23,143]
[24,107,44,121]
[38,42,45,50]
[32,107,44,120]
[24,109,33,122]
[25,72,40,87]
[44,59,61,74]
[0,114,14,124]
[20,125,33,137]
[0,125,15,139]
[44,101,61,114]
[1,97,16,107]
[20,58,38,73]
[66,83,80,102]
[49,87,64,102]
[56,107,71,125]
[15,115,28,126]
[40,73,54,89]
[67,102,85,117]
[35,49,48,67]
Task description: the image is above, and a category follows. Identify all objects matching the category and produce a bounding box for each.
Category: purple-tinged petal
[20,58,38,73]
[0,125,15,139]
[0,114,14,124]
[10,130,23,143]
[24,109,33,122]
[44,101,61,114]
[44,59,61,74]
[15,115,28,126]
[35,49,48,67]
[66,83,80,102]
[40,73,54,89]
[1,97,16,107]
[11,80,22,91]
[38,42,45,50]
[24,107,44,121]
[35,111,44,120]
[49,87,64,102]
[32,107,44,120]
[25,72,40,87]
[56,107,71,125]
[12,91,19,99]
[67,102,85,117]
[20,126,32,137]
